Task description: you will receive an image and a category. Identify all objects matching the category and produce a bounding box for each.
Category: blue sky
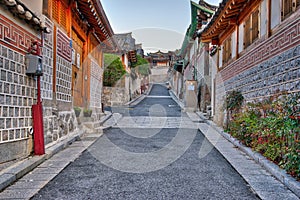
[101,0,221,53]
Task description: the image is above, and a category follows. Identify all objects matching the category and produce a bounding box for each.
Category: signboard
[188,84,195,91]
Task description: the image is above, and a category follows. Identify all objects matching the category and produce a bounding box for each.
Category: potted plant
[74,107,81,117]
[83,108,92,117]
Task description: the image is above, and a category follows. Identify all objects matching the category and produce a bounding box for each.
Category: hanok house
[200,0,300,125]
[41,0,116,142]
[145,50,174,84]
[147,50,171,67]
[0,0,116,163]
[178,0,217,112]
[106,32,139,104]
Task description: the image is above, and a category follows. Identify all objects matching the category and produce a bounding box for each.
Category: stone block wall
[214,13,300,126]
[102,86,129,106]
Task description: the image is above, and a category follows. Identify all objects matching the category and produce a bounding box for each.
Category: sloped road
[31,84,258,200]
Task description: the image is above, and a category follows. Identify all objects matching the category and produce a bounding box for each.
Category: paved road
[31,84,258,200]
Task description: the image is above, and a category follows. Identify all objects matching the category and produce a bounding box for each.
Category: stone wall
[150,67,169,83]
[214,12,300,126]
[102,86,130,107]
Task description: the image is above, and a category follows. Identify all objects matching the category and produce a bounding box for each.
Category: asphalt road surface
[31,84,258,200]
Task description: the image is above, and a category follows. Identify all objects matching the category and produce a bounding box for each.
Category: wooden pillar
[235,24,239,60]
[266,0,271,38]
[52,26,57,94]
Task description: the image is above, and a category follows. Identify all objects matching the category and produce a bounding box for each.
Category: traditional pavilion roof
[0,0,49,32]
[76,0,117,49]
[200,0,251,44]
[146,50,175,63]
[198,0,218,11]
[148,50,169,57]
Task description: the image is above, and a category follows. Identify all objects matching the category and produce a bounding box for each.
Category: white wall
[271,0,281,29]
[260,0,267,37]
[238,24,244,53]
[232,31,236,58]
[22,0,43,18]
[210,55,218,116]
[218,46,223,68]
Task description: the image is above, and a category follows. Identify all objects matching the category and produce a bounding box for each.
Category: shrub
[227,92,300,180]
[83,108,92,117]
[103,53,126,87]
[73,107,81,117]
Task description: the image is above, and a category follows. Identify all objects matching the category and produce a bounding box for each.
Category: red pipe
[32,31,45,155]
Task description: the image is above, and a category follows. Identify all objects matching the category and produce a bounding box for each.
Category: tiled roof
[0,0,49,32]
[200,0,250,42]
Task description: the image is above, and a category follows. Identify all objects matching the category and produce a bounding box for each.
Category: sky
[101,0,221,54]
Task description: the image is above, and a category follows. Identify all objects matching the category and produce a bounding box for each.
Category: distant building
[170,0,216,111]
[146,50,174,67]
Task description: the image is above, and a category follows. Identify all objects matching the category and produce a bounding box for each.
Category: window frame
[222,35,232,66]
[281,0,300,20]
[243,7,260,50]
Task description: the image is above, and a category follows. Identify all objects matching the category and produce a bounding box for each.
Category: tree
[103,53,126,87]
[131,55,151,76]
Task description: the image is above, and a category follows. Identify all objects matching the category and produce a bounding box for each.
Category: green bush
[103,53,126,87]
[83,108,92,117]
[227,92,300,180]
[73,107,81,117]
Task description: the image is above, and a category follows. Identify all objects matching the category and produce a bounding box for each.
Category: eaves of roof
[0,0,48,32]
[76,0,116,49]
[200,0,251,43]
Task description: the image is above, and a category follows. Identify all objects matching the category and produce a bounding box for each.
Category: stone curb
[124,94,146,106]
[168,89,184,109]
[99,112,113,126]
[196,113,300,198]
[125,83,153,106]
[0,129,86,192]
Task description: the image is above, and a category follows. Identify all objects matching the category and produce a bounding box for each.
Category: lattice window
[52,0,59,23]
[222,35,232,65]
[282,0,300,20]
[52,0,69,30]
[243,7,259,49]
[60,2,67,29]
